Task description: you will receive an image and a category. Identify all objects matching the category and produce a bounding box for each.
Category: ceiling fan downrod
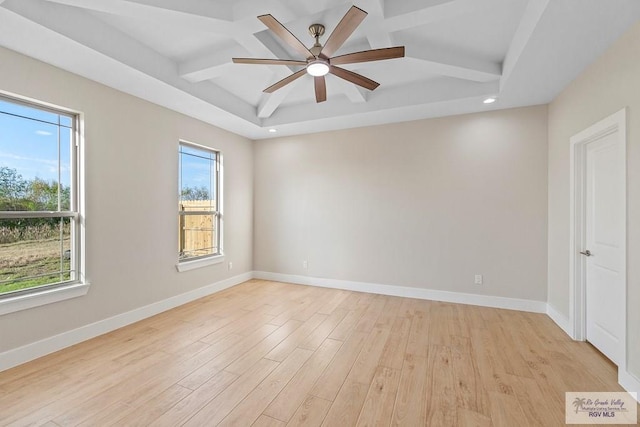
[308,24,325,57]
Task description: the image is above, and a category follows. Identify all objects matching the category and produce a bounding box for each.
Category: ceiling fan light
[307,60,329,76]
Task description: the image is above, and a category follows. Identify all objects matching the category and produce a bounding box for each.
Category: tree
[27,178,70,210]
[0,166,28,209]
[180,186,210,201]
[0,167,71,232]
[0,167,70,211]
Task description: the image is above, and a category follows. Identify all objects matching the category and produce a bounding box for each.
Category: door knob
[580,250,592,256]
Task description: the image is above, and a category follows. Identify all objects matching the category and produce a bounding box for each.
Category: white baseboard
[0,272,252,372]
[619,370,640,401]
[252,271,547,313]
[546,303,573,338]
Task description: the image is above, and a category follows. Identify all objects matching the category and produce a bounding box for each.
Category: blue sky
[0,99,71,187]
[179,144,216,200]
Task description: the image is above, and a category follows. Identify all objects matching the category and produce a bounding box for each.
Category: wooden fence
[179,200,217,259]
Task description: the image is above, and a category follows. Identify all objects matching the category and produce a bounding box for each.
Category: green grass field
[0,236,71,295]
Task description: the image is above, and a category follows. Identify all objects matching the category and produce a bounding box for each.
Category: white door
[584,131,625,365]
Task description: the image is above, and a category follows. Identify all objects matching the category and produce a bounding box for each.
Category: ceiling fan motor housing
[308,24,325,39]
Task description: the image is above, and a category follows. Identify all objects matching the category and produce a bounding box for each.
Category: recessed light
[483,97,497,104]
[268,128,277,133]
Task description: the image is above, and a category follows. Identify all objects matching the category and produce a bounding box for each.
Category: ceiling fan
[232,6,405,103]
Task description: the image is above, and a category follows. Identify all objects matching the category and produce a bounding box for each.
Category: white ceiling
[1,0,639,140]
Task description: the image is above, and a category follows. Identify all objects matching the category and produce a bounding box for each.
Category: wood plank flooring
[0,279,637,426]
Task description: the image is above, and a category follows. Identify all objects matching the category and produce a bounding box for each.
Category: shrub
[0,223,69,244]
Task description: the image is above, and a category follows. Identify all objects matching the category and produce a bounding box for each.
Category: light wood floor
[0,280,636,426]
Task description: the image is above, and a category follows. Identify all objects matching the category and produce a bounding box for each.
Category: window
[0,95,81,298]
[178,141,222,267]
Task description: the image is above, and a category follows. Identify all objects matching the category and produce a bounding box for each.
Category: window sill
[176,254,225,272]
[0,282,90,316]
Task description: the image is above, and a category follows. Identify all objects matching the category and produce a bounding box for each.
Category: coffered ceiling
[1,0,639,139]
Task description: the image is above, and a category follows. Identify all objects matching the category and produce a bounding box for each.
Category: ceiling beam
[383,0,505,33]
[257,75,304,118]
[357,0,393,48]
[177,10,302,86]
[233,0,346,23]
[39,0,309,71]
[406,51,501,83]
[384,0,455,19]
[39,0,238,34]
[179,43,258,83]
[233,0,298,24]
[500,0,551,91]
[179,52,238,83]
[333,76,367,103]
[2,0,258,125]
[364,27,393,49]
[37,0,296,95]
[252,30,307,66]
[127,0,234,20]
[264,78,498,126]
[394,35,500,82]
[0,4,262,139]
[362,0,385,15]
[234,33,294,85]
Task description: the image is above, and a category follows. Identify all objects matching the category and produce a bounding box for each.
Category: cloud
[0,151,57,166]
[35,130,53,136]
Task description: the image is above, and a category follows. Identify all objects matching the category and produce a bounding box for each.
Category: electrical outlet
[228,262,233,270]
[474,274,483,285]
[303,260,308,269]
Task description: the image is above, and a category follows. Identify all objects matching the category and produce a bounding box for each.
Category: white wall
[0,46,254,353]
[254,106,548,302]
[548,20,640,380]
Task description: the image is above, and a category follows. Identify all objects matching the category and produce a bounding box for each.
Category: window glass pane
[178,142,219,261]
[0,99,60,126]
[0,109,72,212]
[179,144,213,159]
[0,95,78,297]
[179,145,214,206]
[59,115,73,128]
[59,126,72,210]
[178,213,216,260]
[0,216,72,294]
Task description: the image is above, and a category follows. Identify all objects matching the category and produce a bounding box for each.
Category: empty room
[0,0,639,425]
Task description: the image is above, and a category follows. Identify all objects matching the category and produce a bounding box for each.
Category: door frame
[569,108,627,368]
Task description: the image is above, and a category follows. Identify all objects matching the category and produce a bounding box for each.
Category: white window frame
[176,140,224,272]
[0,92,88,316]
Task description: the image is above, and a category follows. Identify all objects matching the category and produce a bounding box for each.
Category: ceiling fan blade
[258,14,314,59]
[329,66,379,91]
[314,76,327,103]
[233,58,307,66]
[330,46,405,65]
[320,6,367,58]
[263,69,307,93]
